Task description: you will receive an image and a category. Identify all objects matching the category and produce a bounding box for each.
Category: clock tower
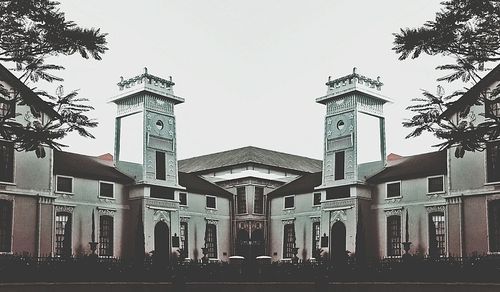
[316,68,392,262]
[110,68,184,258]
[111,67,184,189]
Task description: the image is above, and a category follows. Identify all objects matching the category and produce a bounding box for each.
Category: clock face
[156,120,164,130]
[337,120,345,131]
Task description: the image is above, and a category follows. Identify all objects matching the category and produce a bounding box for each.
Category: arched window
[0,200,12,252]
[99,215,113,256]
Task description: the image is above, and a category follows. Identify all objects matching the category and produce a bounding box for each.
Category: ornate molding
[310,216,321,223]
[55,205,75,213]
[98,197,115,203]
[0,194,14,201]
[180,216,190,223]
[154,210,170,223]
[384,207,403,217]
[330,209,347,222]
[97,207,116,216]
[446,196,462,204]
[322,198,355,209]
[425,205,446,213]
[144,198,178,210]
[205,218,219,225]
[38,196,54,204]
[281,218,295,225]
[384,197,402,204]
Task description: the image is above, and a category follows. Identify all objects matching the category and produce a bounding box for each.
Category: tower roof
[109,67,184,104]
[316,67,393,104]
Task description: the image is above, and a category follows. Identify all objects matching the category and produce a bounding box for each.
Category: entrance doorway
[235,224,265,261]
[330,221,346,265]
[154,221,170,265]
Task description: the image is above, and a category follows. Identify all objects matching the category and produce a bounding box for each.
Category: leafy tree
[0,0,107,157]
[393,0,500,157]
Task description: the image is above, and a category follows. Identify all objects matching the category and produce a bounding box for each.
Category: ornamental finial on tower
[116,68,176,93]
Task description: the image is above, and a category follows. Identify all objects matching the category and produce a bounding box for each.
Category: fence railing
[1,254,500,282]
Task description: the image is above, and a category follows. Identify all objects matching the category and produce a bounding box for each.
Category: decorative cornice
[322,198,355,210]
[180,216,190,223]
[425,205,446,213]
[55,205,75,213]
[97,207,116,216]
[281,218,295,225]
[205,218,219,225]
[384,207,403,217]
[310,216,321,223]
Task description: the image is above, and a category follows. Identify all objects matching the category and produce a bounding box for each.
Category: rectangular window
[387,215,401,256]
[0,200,12,252]
[284,195,294,209]
[155,151,166,180]
[206,195,216,209]
[205,224,217,258]
[313,193,321,206]
[150,186,174,200]
[334,151,345,180]
[237,187,246,214]
[487,141,500,183]
[99,182,114,198]
[386,182,401,198]
[0,141,14,183]
[56,176,73,193]
[179,192,187,206]
[312,222,320,257]
[55,212,72,256]
[283,223,295,258]
[429,212,446,257]
[0,101,15,119]
[326,186,350,200]
[427,176,444,193]
[488,200,500,252]
[99,216,113,257]
[254,187,264,214]
[180,222,188,259]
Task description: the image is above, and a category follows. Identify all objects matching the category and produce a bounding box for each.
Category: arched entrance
[330,221,346,265]
[154,221,170,265]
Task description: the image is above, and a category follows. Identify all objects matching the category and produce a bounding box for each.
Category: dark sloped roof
[367,150,447,183]
[179,146,322,174]
[54,151,133,183]
[0,63,59,118]
[178,172,233,199]
[441,63,500,118]
[267,172,322,197]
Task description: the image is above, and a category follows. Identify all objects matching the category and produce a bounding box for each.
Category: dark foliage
[393,0,500,157]
[0,0,107,156]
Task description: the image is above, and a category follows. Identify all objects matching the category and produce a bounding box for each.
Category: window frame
[283,195,295,210]
[0,199,13,253]
[0,140,14,184]
[334,150,345,181]
[155,151,166,180]
[485,140,500,184]
[488,199,500,253]
[428,211,446,257]
[55,211,72,257]
[386,215,402,257]
[205,223,218,259]
[282,223,295,259]
[206,195,217,210]
[427,175,445,194]
[179,192,188,206]
[312,192,321,206]
[56,175,74,194]
[98,181,115,199]
[385,181,402,199]
[99,215,114,257]
[236,186,247,214]
[254,186,264,214]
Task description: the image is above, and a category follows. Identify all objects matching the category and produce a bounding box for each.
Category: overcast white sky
[53,0,449,160]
